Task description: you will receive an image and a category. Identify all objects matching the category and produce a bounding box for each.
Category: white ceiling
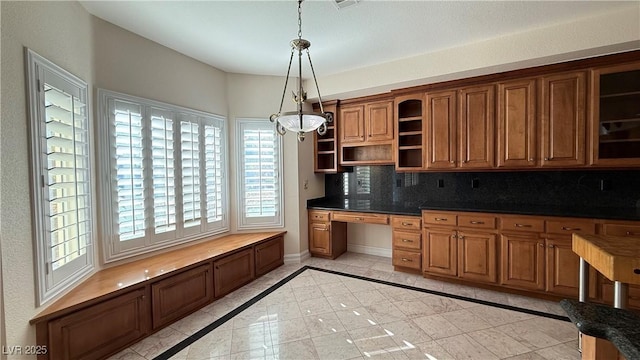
[80,0,637,78]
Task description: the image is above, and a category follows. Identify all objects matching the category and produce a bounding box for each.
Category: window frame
[235,118,284,230]
[26,48,95,306]
[97,89,229,262]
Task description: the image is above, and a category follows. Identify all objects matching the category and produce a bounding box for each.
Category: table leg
[614,281,629,309]
[579,258,590,302]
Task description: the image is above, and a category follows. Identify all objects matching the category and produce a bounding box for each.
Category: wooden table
[572,233,640,360]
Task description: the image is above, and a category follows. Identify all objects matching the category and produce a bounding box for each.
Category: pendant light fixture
[270,0,328,142]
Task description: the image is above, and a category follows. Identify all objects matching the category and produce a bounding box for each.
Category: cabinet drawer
[392,249,421,270]
[332,211,389,225]
[422,212,457,226]
[501,216,544,233]
[309,211,330,222]
[392,230,421,250]
[391,216,421,230]
[458,214,497,230]
[602,224,640,237]
[546,218,595,235]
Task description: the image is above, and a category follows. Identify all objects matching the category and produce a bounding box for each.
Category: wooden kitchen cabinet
[545,237,579,297]
[339,99,394,164]
[457,230,497,283]
[590,61,640,166]
[213,248,255,298]
[151,263,213,329]
[308,210,347,259]
[540,71,587,167]
[255,236,284,276]
[458,85,495,168]
[313,101,342,173]
[47,288,150,360]
[340,104,365,144]
[366,100,394,142]
[426,90,457,169]
[497,78,537,168]
[500,232,545,291]
[423,227,458,276]
[395,93,425,171]
[391,215,422,272]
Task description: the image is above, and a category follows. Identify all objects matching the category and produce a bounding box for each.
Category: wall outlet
[600,179,611,191]
[471,178,479,188]
[437,179,444,188]
[303,179,309,190]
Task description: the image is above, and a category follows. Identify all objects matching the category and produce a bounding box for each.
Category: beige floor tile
[348,325,400,357]
[229,323,273,354]
[351,289,389,306]
[298,297,335,316]
[534,342,580,359]
[266,301,302,322]
[436,333,500,360]
[467,327,533,358]
[440,308,493,332]
[326,292,363,310]
[417,293,464,314]
[303,311,347,337]
[318,282,352,297]
[377,286,420,301]
[184,330,232,359]
[106,348,146,360]
[467,304,535,326]
[170,310,218,336]
[268,318,311,344]
[503,352,548,360]
[130,327,186,359]
[336,307,380,330]
[231,304,269,329]
[341,277,377,293]
[521,317,578,343]
[311,331,362,360]
[272,338,320,360]
[364,301,408,324]
[381,319,433,346]
[494,320,563,350]
[412,314,463,340]
[402,340,455,360]
[229,346,276,360]
[394,299,438,317]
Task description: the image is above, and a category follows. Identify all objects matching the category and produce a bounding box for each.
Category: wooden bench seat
[31,231,286,359]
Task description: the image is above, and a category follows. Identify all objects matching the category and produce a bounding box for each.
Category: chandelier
[270,0,328,142]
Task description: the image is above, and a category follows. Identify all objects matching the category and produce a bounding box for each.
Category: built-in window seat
[30,231,286,360]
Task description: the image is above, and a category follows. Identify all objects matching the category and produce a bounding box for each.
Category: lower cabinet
[500,232,545,291]
[545,237,580,297]
[423,227,457,276]
[47,288,149,360]
[391,215,422,272]
[308,210,347,259]
[255,236,284,276]
[214,248,255,298]
[151,264,213,329]
[457,231,497,283]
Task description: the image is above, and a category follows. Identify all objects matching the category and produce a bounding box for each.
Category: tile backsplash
[325,166,640,209]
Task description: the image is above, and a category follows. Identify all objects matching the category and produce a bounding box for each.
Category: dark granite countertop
[560,299,640,360]
[307,197,640,221]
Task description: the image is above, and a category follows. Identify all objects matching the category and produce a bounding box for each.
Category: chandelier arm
[307,49,325,115]
[277,49,296,115]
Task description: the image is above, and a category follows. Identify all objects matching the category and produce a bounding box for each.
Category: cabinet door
[151,264,213,329]
[48,288,149,360]
[366,100,394,142]
[545,237,579,297]
[540,71,587,167]
[497,79,537,167]
[340,105,365,143]
[591,62,640,166]
[423,227,457,276]
[255,236,284,276]
[309,221,331,255]
[500,233,545,290]
[457,231,497,283]
[213,248,255,298]
[426,90,457,169]
[459,85,495,168]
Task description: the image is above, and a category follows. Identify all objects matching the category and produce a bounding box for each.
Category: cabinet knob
[515,223,532,228]
[470,221,484,225]
[401,258,412,262]
[459,235,465,240]
[538,243,544,247]
[435,218,447,221]
[356,217,364,221]
[402,239,413,243]
[627,231,636,236]
[529,158,534,162]
[452,234,457,239]
[548,244,555,248]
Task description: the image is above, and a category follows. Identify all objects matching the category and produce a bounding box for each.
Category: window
[98,89,228,261]
[26,49,94,305]
[236,119,283,229]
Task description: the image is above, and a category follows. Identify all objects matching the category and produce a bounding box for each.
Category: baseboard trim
[347,244,392,258]
[284,250,310,264]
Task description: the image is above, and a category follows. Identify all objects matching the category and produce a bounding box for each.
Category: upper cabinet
[540,71,587,167]
[458,85,495,169]
[497,78,537,168]
[591,62,640,166]
[339,98,394,165]
[395,93,425,171]
[313,101,342,173]
[426,90,457,169]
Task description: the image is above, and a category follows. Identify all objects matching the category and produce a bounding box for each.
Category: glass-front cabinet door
[591,62,640,165]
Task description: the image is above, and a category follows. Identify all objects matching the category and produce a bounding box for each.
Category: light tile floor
[109,252,580,360]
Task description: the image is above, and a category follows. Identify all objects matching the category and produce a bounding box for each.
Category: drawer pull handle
[402,222,413,226]
[356,217,364,221]
[515,223,532,228]
[627,231,636,236]
[561,227,581,231]
[470,221,485,225]
[435,218,448,221]
[634,269,640,275]
[402,239,413,243]
[401,258,412,262]
[539,243,544,247]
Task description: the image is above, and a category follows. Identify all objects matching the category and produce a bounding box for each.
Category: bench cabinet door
[214,248,255,298]
[48,288,149,360]
[255,236,284,277]
[151,263,213,329]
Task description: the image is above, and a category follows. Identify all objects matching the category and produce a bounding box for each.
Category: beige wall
[1,1,94,353]
[309,4,640,100]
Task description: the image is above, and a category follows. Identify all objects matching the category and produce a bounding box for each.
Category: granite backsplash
[324,166,640,210]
